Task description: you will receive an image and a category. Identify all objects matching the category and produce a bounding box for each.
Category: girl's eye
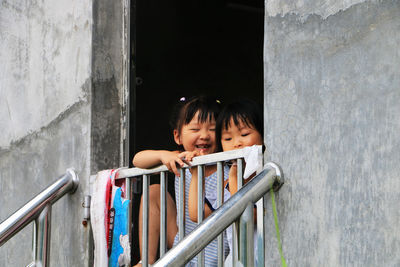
[241,133,250,137]
[224,138,232,141]
[190,128,200,131]
[209,128,216,132]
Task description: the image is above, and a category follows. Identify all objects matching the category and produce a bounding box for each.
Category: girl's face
[173,111,217,155]
[221,118,263,151]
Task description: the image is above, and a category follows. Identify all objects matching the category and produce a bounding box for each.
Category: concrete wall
[264,0,400,266]
[0,0,126,266]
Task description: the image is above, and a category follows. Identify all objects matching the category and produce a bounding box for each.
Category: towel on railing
[243,145,263,179]
[91,169,131,267]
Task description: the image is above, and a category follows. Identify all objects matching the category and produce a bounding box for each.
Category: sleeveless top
[173,167,231,266]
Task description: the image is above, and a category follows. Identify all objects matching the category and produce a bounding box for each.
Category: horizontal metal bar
[153,162,283,267]
[116,146,263,179]
[0,169,79,247]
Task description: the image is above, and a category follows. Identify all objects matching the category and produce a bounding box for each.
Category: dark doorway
[129,0,264,263]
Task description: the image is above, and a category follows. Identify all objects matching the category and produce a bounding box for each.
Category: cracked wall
[264,1,400,266]
[0,0,125,266]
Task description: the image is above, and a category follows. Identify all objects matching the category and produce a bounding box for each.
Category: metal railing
[153,162,283,266]
[0,169,79,267]
[116,145,284,266]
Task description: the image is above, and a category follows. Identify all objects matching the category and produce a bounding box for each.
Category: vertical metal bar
[246,204,254,266]
[239,211,246,265]
[160,171,167,257]
[35,205,51,267]
[197,165,205,266]
[239,203,254,266]
[217,162,224,266]
[232,224,239,267]
[237,158,243,190]
[32,219,37,263]
[256,198,264,267]
[236,158,244,265]
[256,148,265,267]
[179,169,185,241]
[142,174,149,267]
[126,177,132,264]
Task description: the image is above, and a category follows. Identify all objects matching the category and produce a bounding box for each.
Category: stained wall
[264,1,400,266]
[0,0,126,265]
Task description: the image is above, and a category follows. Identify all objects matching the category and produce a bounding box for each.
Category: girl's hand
[178,150,200,162]
[159,151,186,177]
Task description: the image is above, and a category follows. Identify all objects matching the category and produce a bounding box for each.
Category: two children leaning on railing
[132,96,264,266]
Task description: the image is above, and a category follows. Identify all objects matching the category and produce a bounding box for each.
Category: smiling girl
[132,96,230,266]
[216,99,264,194]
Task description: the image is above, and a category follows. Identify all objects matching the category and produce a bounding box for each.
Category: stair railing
[116,145,283,266]
[0,169,79,267]
[153,162,283,266]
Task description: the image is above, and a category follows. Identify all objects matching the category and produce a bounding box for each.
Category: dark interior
[130,0,264,263]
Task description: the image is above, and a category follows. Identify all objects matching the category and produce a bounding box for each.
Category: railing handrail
[153,162,284,266]
[117,146,263,178]
[0,168,79,246]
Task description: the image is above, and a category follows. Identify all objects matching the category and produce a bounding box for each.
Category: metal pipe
[217,162,224,266]
[197,165,204,266]
[237,159,243,190]
[256,150,265,267]
[153,163,283,266]
[239,204,254,266]
[235,158,244,265]
[142,174,149,267]
[178,169,185,241]
[126,177,133,264]
[160,171,167,256]
[0,169,79,246]
[256,198,265,267]
[35,205,51,267]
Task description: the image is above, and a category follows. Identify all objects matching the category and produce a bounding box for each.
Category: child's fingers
[178,151,193,164]
[175,157,185,168]
[169,161,180,177]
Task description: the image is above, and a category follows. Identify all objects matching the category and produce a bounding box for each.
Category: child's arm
[228,163,258,223]
[227,164,238,195]
[188,167,214,222]
[132,150,185,176]
[227,163,255,195]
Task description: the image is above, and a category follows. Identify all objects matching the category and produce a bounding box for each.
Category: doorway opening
[129,0,264,263]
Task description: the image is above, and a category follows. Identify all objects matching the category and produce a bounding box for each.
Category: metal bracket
[82,195,91,226]
[264,162,284,192]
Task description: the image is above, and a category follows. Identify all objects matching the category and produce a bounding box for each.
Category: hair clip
[180,97,186,102]
[216,99,221,104]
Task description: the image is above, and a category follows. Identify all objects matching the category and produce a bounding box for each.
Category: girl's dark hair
[169,96,222,147]
[216,99,263,151]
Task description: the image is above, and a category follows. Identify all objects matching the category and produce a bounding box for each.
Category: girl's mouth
[195,144,211,151]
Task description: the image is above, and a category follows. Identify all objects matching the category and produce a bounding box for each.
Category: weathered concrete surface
[264,1,400,266]
[0,0,92,149]
[0,101,92,266]
[0,0,126,265]
[91,0,125,172]
[1,0,127,264]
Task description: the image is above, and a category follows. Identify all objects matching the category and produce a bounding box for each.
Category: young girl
[132,96,230,266]
[216,99,263,194]
[188,99,263,265]
[216,99,264,266]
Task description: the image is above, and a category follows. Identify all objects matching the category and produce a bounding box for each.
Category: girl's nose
[234,138,242,148]
[200,129,210,139]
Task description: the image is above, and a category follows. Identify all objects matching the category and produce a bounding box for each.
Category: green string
[271,189,287,267]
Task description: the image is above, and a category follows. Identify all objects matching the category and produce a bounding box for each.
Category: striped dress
[173,167,231,266]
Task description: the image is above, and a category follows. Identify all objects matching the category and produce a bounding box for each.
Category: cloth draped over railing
[92,145,283,266]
